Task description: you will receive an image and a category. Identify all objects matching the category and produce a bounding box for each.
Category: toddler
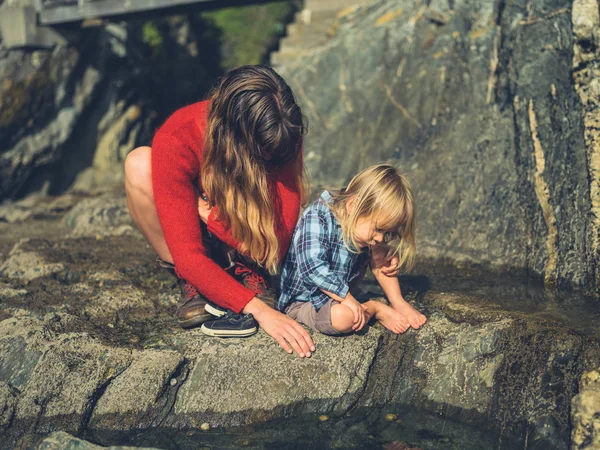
[277,164,427,335]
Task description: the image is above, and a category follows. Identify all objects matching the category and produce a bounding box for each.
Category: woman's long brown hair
[201,65,307,274]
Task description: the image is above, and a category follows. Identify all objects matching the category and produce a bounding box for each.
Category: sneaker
[200,311,258,338]
[205,301,227,317]
[158,258,212,329]
[227,261,277,309]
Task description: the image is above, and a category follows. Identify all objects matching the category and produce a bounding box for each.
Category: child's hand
[370,246,400,277]
[380,255,400,277]
[341,297,369,331]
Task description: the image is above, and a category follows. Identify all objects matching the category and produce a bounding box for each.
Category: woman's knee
[330,304,355,333]
[124,146,152,191]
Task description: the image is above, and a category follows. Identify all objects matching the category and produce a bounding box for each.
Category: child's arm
[370,248,427,329]
[294,209,367,330]
[371,259,406,306]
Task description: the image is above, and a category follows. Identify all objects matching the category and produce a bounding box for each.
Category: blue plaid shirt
[277,190,370,312]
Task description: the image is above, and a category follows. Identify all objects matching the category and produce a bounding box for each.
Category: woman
[124,65,315,358]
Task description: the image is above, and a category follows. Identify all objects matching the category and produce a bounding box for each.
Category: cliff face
[278,0,600,293]
[0,12,228,200]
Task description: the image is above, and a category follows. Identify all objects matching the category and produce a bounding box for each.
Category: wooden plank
[41,0,78,6]
[39,0,216,24]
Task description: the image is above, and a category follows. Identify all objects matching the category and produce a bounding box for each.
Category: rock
[571,369,600,449]
[277,0,600,290]
[36,431,159,449]
[0,381,18,432]
[0,239,64,281]
[361,292,587,448]
[89,350,184,430]
[83,284,153,324]
[0,283,27,298]
[164,328,384,428]
[13,333,132,435]
[0,192,90,224]
[71,103,143,192]
[61,193,135,238]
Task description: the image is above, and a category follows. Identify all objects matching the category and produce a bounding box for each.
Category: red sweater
[151,100,301,313]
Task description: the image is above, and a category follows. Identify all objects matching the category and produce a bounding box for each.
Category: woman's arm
[151,131,256,312]
[153,132,315,356]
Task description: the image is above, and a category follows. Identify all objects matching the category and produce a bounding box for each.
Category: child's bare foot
[368,302,410,334]
[391,300,427,329]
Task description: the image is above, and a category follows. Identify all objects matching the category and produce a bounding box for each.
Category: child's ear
[346,195,356,214]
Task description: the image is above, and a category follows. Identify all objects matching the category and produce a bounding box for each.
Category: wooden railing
[39,0,216,25]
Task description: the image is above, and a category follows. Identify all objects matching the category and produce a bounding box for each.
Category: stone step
[270,48,307,66]
[272,9,342,66]
[271,1,365,67]
[285,9,339,37]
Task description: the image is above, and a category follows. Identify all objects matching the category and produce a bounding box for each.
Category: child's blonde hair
[329,164,416,272]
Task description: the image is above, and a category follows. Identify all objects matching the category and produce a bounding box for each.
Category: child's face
[353,216,386,248]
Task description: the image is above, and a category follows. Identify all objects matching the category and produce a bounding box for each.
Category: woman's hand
[197,194,211,224]
[244,297,316,358]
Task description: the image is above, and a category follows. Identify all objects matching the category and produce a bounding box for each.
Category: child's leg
[363,300,410,334]
[329,303,357,334]
[286,301,346,336]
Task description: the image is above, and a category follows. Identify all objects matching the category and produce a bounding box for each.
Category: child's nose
[373,232,384,243]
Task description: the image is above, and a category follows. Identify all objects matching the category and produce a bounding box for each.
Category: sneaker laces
[222,310,254,322]
[233,262,266,294]
[182,281,199,300]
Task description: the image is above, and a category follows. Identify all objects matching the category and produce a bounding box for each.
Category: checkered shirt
[277,190,370,312]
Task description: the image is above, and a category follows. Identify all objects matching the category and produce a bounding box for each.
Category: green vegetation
[141,21,164,55]
[201,2,296,69]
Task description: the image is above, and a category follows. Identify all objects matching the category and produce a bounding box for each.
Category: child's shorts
[284,299,343,336]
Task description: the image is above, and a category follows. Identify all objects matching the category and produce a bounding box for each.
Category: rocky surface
[571,368,600,449]
[1,0,600,448]
[277,0,600,293]
[36,431,158,449]
[0,5,224,200]
[0,194,599,449]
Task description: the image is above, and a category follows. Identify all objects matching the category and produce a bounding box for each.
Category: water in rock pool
[365,261,600,338]
[83,406,522,449]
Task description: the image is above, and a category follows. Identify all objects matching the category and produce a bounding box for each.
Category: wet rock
[571,368,600,449]
[0,382,18,432]
[390,312,512,414]
[0,314,133,436]
[36,431,159,449]
[0,239,64,281]
[89,350,184,430]
[61,193,135,238]
[83,284,152,324]
[362,292,586,448]
[164,328,383,428]
[0,283,27,298]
